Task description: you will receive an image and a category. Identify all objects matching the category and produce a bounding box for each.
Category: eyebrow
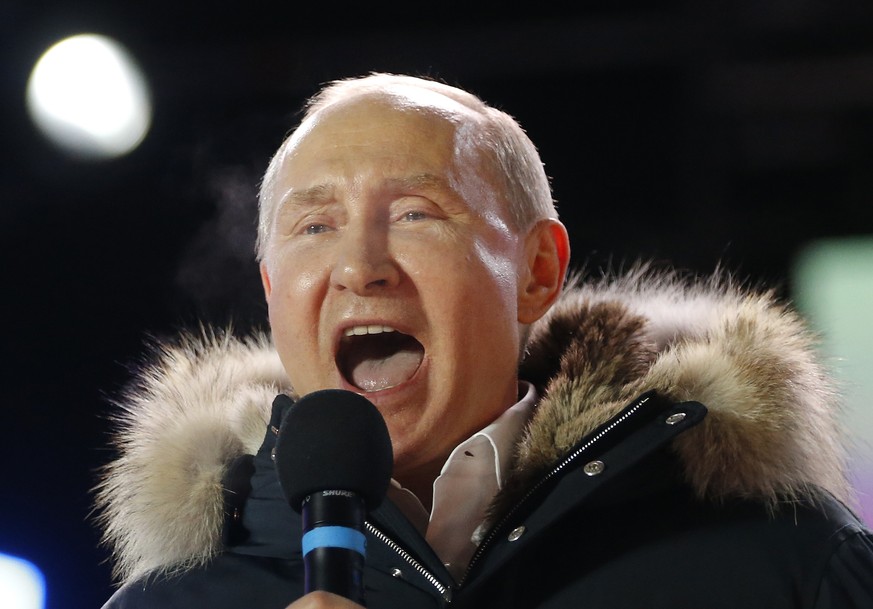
[383,172,452,194]
[279,172,454,208]
[281,183,335,207]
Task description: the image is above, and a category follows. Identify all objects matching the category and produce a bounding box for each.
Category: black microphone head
[274,389,393,512]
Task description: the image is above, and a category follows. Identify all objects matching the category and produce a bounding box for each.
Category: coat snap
[666,412,686,425]
[583,460,605,476]
[508,525,526,541]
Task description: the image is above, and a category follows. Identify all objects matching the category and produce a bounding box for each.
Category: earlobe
[260,262,273,299]
[517,219,571,324]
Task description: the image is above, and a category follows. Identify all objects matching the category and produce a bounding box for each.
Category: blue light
[0,553,45,609]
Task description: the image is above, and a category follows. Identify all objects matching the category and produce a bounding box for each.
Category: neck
[395,461,443,513]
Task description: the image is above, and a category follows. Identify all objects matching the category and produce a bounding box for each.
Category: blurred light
[792,236,873,526]
[0,553,45,609]
[25,33,152,159]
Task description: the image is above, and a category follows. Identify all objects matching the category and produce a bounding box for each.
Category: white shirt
[386,381,537,581]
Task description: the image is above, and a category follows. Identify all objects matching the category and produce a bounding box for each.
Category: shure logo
[323,490,355,498]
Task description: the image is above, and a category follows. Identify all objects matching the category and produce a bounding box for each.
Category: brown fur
[93,265,853,584]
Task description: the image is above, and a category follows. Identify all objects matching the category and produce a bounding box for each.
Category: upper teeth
[344,325,397,337]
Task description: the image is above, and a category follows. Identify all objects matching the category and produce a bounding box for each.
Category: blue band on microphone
[302,526,366,556]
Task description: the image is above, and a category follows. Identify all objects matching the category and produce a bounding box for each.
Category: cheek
[269,259,321,305]
[267,277,322,395]
[267,266,324,346]
[474,241,517,296]
[267,256,320,295]
[289,266,321,294]
[423,249,519,349]
[464,229,522,311]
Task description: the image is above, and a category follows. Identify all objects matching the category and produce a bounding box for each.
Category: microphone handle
[301,490,367,603]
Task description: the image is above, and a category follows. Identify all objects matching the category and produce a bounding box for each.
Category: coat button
[390,568,403,578]
[583,460,605,476]
[665,412,686,425]
[508,525,526,541]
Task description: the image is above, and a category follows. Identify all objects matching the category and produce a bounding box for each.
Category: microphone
[274,389,393,604]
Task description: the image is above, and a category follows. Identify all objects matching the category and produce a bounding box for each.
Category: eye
[401,210,428,222]
[303,223,332,235]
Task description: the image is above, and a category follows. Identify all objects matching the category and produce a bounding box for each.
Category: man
[96,73,873,608]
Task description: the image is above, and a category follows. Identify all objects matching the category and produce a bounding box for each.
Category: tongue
[350,347,422,392]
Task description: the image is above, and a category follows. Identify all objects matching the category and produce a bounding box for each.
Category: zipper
[459,394,652,587]
[366,521,453,603]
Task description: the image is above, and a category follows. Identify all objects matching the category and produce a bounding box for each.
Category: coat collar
[93,263,854,584]
[512,265,850,511]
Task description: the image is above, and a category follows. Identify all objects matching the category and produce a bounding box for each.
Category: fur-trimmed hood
[93,265,854,585]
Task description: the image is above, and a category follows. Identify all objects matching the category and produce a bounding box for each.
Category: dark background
[3,2,873,608]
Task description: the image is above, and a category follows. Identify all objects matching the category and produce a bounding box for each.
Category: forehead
[258,92,508,237]
[307,86,482,136]
[276,92,485,178]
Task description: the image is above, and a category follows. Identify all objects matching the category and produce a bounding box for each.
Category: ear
[260,262,273,299]
[517,219,570,324]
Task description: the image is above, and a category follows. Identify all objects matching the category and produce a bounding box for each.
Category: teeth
[343,325,397,337]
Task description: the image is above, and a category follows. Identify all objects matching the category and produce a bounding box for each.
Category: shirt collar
[439,380,537,488]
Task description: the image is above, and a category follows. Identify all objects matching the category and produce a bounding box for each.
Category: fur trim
[94,264,854,583]
[506,264,851,516]
[92,327,291,583]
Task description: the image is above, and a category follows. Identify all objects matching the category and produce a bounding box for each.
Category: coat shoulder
[94,327,291,584]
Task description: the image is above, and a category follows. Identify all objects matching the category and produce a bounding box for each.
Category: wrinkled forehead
[260,90,491,208]
[256,86,512,257]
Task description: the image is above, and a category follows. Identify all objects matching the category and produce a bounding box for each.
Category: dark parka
[95,268,873,608]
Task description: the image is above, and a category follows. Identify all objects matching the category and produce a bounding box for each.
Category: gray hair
[256,72,558,262]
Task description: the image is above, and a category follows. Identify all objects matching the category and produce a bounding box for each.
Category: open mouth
[337,325,424,392]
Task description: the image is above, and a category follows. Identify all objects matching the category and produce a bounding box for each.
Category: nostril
[330,256,399,293]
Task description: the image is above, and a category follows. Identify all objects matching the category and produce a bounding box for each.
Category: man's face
[261,96,529,487]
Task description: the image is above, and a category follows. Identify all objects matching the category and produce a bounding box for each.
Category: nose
[329,224,400,293]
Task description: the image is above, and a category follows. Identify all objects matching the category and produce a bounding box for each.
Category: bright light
[25,33,152,159]
[0,553,45,609]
